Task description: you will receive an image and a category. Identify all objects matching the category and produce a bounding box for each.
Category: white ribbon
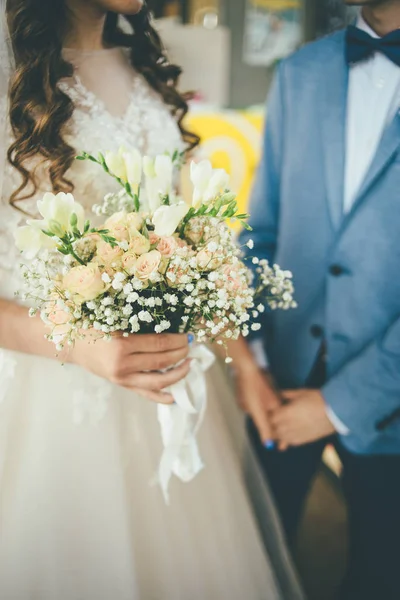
[157,344,215,503]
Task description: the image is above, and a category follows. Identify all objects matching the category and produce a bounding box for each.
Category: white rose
[134,250,162,280]
[152,202,189,237]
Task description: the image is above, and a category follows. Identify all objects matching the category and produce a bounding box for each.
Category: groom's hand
[270,389,335,450]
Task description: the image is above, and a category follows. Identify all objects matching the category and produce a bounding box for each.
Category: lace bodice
[0,47,184,299]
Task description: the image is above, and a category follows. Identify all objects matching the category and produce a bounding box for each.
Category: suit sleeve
[323,315,400,444]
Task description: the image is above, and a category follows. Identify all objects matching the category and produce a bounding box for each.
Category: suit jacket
[240,30,400,454]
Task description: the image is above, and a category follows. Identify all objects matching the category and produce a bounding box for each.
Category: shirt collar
[356,12,380,39]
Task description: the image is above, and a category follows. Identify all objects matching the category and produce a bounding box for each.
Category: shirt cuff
[249,339,269,370]
[325,405,350,435]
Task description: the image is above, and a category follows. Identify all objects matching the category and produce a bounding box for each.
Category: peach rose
[134,250,162,281]
[157,236,177,258]
[129,232,150,256]
[96,240,124,268]
[196,248,223,270]
[121,251,137,275]
[46,303,71,336]
[149,232,160,246]
[63,264,106,302]
[221,264,246,292]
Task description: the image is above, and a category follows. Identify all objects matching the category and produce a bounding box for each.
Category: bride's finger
[129,387,174,405]
[124,359,192,392]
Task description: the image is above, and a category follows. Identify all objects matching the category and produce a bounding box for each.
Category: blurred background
[150,2,357,599]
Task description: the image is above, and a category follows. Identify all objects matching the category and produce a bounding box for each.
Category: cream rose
[104,212,130,241]
[121,251,138,275]
[157,236,177,258]
[63,264,106,302]
[104,211,144,242]
[134,250,162,281]
[126,212,143,232]
[129,232,150,255]
[96,241,124,268]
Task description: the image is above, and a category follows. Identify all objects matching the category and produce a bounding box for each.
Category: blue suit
[240,30,400,455]
[240,30,400,600]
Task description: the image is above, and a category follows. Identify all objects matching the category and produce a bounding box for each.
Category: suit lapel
[320,34,349,232]
[347,112,400,217]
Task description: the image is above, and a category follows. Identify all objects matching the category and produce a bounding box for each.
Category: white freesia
[14,225,56,258]
[152,201,189,237]
[190,160,230,207]
[105,149,127,181]
[143,155,174,212]
[37,192,85,234]
[122,148,142,188]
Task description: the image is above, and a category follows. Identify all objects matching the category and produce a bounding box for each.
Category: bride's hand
[70,333,191,404]
[235,365,281,447]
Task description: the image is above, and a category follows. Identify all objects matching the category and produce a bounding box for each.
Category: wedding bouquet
[15,148,296,500]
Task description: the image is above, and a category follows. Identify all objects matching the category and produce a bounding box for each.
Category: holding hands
[235,360,336,450]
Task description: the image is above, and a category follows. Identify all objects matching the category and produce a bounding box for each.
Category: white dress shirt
[251,12,400,435]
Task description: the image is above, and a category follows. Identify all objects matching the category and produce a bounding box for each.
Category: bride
[0,0,304,598]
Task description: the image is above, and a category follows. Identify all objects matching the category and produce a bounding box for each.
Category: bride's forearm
[0,298,66,361]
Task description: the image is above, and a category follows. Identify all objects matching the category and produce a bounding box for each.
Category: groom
[240,2,400,599]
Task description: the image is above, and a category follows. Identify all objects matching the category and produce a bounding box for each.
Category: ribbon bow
[346,25,400,67]
[157,344,215,503]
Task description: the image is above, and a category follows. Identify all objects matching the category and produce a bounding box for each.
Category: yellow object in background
[186,111,265,227]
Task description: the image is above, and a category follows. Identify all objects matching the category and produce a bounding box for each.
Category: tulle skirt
[0,348,304,599]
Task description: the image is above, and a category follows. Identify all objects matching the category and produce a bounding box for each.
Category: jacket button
[310,325,324,338]
[329,264,344,276]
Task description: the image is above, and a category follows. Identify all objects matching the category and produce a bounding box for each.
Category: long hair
[6,0,199,209]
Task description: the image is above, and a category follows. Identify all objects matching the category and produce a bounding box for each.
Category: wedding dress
[0,48,304,600]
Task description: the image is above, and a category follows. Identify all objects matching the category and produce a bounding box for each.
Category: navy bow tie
[346,25,400,66]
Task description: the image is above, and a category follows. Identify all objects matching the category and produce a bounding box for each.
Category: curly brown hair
[6,0,199,209]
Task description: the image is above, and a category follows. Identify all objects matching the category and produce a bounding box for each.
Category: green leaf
[57,247,70,255]
[242,223,253,231]
[198,204,208,215]
[75,156,86,161]
[84,220,90,233]
[70,212,78,227]
[133,194,140,213]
